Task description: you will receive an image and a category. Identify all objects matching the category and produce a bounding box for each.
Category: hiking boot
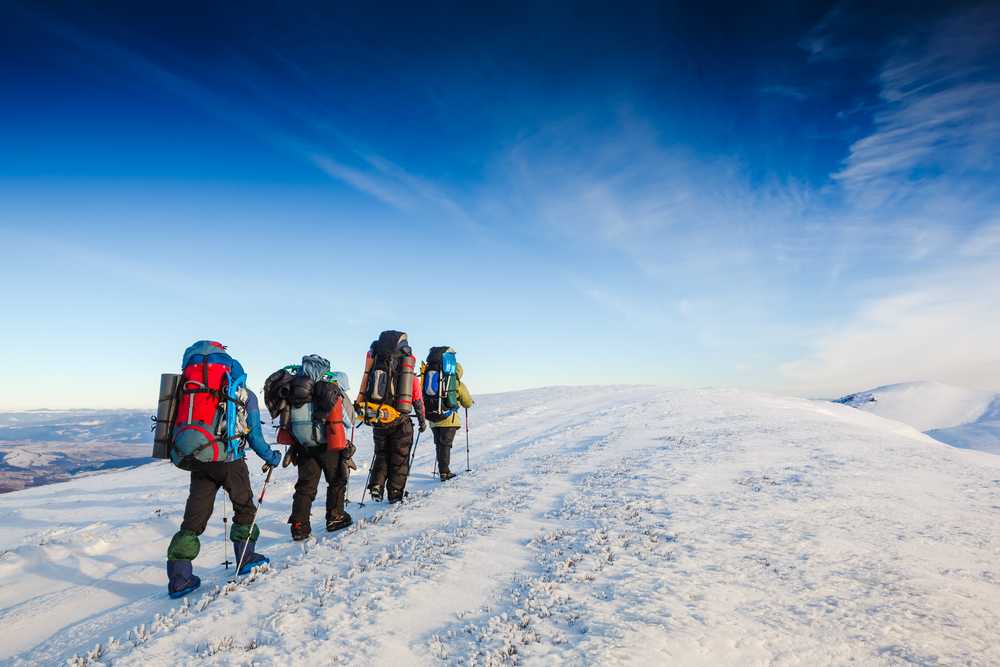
[440,471,457,481]
[369,485,384,502]
[290,521,311,542]
[326,512,353,532]
[233,540,269,575]
[387,487,405,504]
[166,559,201,599]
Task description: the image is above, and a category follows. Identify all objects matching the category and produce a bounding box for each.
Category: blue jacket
[241,390,272,463]
[180,340,271,464]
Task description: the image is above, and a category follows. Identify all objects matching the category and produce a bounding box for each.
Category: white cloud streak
[780,261,1000,395]
[834,8,1000,205]
[782,6,1000,395]
[22,6,469,223]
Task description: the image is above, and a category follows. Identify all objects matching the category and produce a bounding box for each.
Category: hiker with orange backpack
[158,340,282,599]
[355,331,427,503]
[262,355,358,541]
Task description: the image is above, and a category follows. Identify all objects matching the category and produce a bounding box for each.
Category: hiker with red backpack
[355,331,427,503]
[263,355,358,541]
[156,340,282,599]
[422,347,474,481]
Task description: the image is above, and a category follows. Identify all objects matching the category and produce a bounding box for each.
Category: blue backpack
[423,346,459,422]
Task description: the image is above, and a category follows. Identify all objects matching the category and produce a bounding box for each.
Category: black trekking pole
[409,429,423,468]
[465,408,471,472]
[432,421,438,476]
[232,463,274,580]
[345,422,355,504]
[359,447,376,507]
[221,492,233,569]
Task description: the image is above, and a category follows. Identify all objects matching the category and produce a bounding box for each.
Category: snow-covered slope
[835,381,1000,454]
[833,381,995,431]
[928,397,1000,453]
[1,387,999,666]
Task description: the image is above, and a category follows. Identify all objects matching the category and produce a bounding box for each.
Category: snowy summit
[1,387,998,665]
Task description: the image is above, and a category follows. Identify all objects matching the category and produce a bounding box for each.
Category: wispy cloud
[961,220,1000,257]
[759,84,808,102]
[834,7,1000,205]
[484,113,821,287]
[17,4,469,223]
[782,6,1000,395]
[780,260,1000,395]
[799,3,854,63]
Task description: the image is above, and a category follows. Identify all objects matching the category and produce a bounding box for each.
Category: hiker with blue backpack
[154,340,282,599]
[422,347,474,481]
[262,355,358,541]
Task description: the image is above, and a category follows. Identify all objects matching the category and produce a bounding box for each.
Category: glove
[418,419,428,433]
[266,449,282,468]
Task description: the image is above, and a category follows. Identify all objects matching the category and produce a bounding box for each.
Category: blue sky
[1,1,999,409]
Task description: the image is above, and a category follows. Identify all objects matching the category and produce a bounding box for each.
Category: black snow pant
[369,418,414,502]
[180,459,256,535]
[289,446,351,524]
[432,426,459,474]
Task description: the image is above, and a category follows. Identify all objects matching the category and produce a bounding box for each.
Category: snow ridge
[835,380,1000,454]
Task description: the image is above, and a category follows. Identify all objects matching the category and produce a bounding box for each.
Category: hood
[182,340,228,368]
[301,354,332,381]
[456,362,464,380]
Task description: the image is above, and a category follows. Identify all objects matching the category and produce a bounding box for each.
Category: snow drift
[835,380,1000,454]
[1,387,999,666]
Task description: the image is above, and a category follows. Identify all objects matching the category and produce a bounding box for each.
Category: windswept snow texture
[835,381,1000,454]
[1,387,999,666]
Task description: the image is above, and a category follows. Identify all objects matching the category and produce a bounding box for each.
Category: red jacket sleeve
[412,372,425,419]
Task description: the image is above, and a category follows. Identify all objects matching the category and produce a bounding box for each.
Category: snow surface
[2,449,61,469]
[835,381,1000,455]
[1,386,999,666]
[928,397,1000,454]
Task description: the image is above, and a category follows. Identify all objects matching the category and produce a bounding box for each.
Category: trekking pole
[221,492,233,569]
[409,429,423,468]
[359,448,376,507]
[345,422,355,504]
[233,463,274,579]
[465,408,471,472]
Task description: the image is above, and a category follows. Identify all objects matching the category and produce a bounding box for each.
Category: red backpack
[171,348,246,467]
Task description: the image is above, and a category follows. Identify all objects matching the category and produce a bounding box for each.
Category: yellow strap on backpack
[358,401,401,425]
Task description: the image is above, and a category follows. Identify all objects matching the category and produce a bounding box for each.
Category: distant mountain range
[835,381,1000,455]
[0,410,152,492]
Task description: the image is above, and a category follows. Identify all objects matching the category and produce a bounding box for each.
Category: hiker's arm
[412,375,427,431]
[458,381,474,408]
[244,392,276,461]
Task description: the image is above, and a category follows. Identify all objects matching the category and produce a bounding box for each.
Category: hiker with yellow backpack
[355,331,427,503]
[422,347,474,480]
